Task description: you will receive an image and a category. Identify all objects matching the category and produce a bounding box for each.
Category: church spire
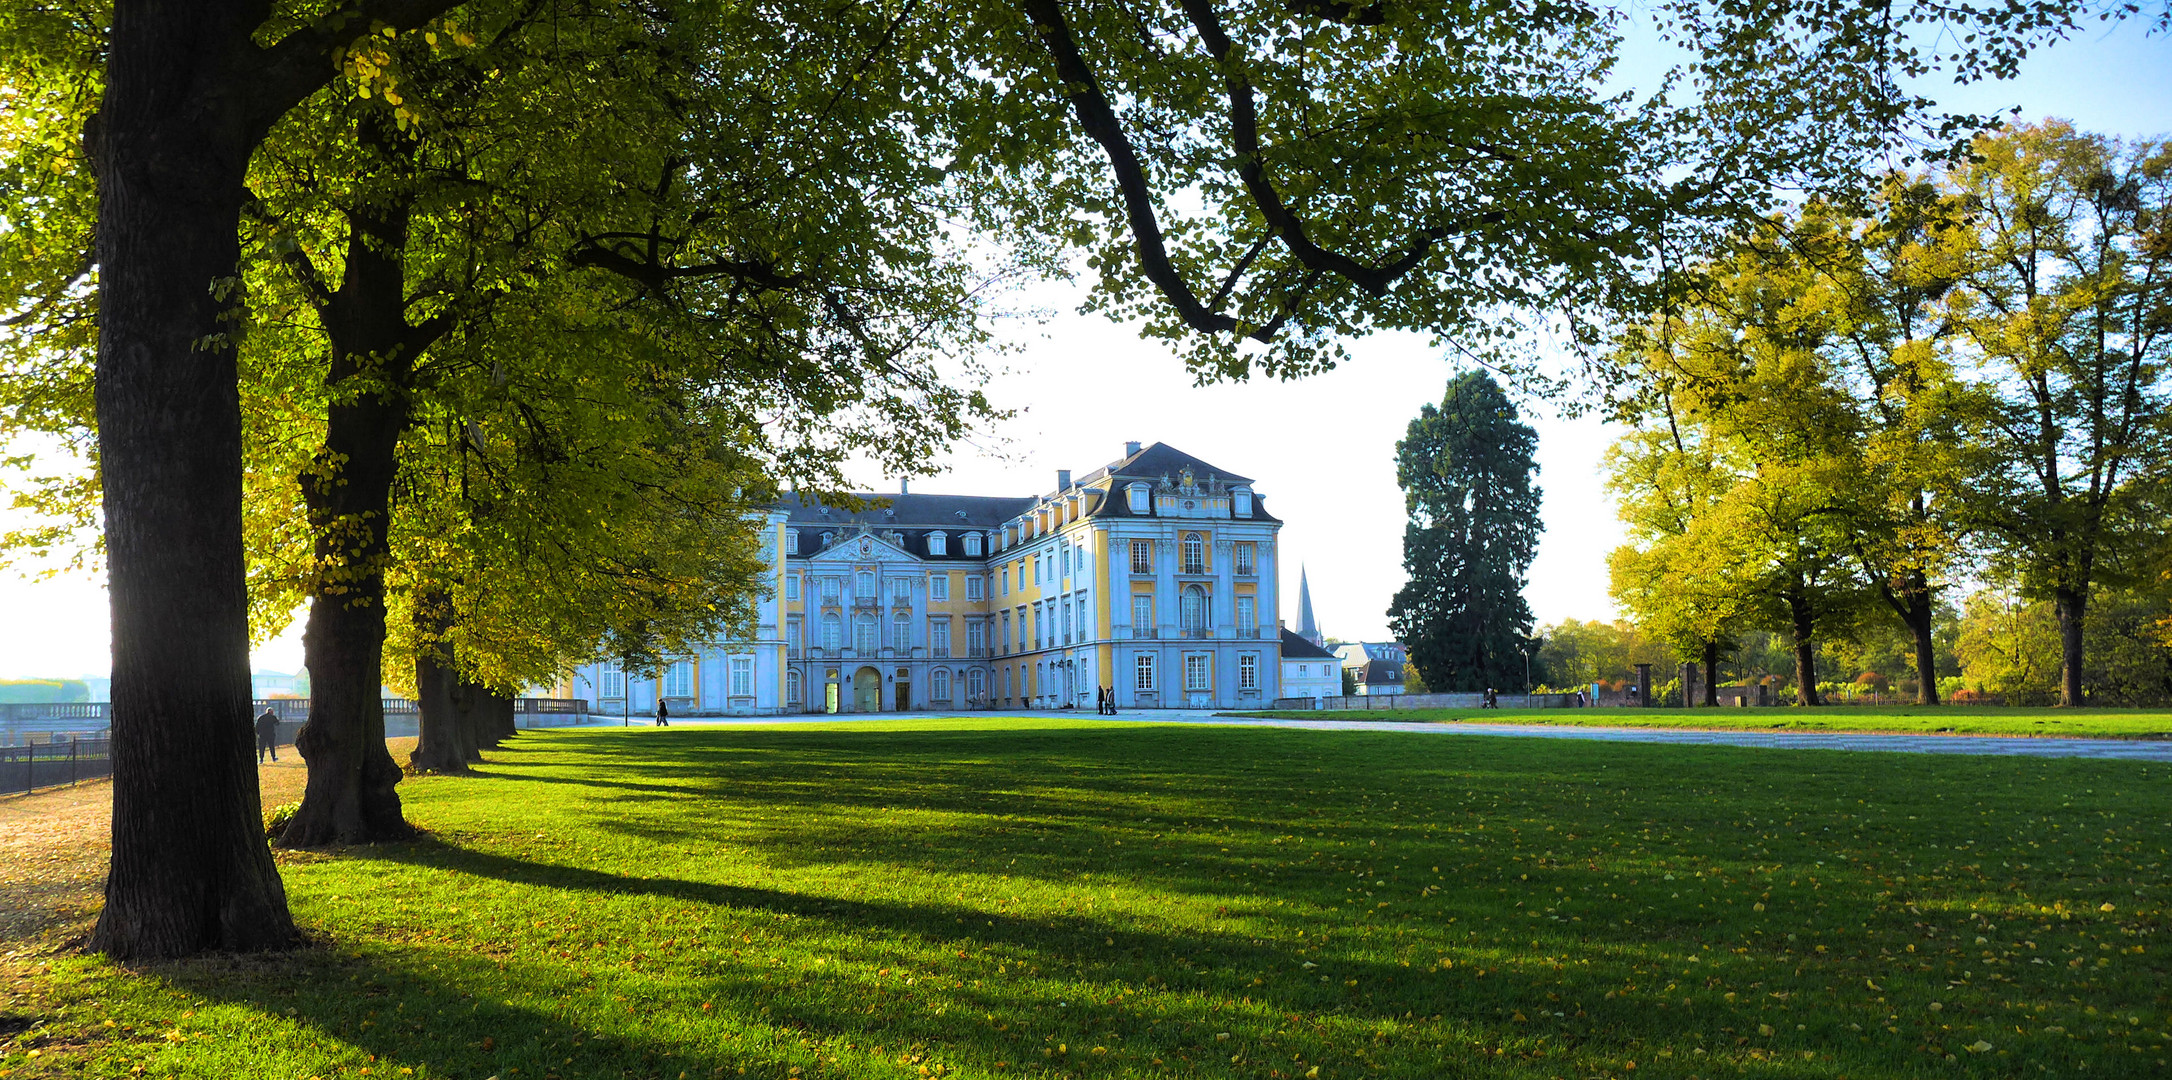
[1297,565,1322,647]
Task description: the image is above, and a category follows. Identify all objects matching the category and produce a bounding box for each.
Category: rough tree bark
[88,0,300,958]
[283,189,423,847]
[86,0,464,956]
[1785,588,1823,707]
[1702,641,1719,707]
[409,593,476,774]
[2055,587,2089,708]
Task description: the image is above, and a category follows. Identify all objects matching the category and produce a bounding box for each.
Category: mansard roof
[780,491,1033,563]
[781,490,1035,528]
[1072,441,1254,488]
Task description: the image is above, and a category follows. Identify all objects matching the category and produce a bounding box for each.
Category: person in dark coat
[254,708,281,763]
[655,699,670,727]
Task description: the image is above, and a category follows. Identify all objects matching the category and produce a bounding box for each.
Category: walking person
[655,698,670,727]
[254,707,281,763]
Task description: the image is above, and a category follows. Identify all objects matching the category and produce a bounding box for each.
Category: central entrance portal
[853,666,881,713]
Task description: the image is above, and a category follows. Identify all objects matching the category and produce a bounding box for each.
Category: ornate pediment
[803,524,917,565]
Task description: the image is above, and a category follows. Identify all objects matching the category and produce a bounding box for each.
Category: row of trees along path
[0,0,2131,956]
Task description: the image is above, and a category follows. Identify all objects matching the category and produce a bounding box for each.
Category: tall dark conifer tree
[1388,372,1542,693]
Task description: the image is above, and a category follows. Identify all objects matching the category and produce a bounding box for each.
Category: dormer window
[1233,485,1253,517]
[929,531,948,556]
[1126,482,1149,514]
[820,531,833,547]
[785,530,799,555]
[964,532,982,557]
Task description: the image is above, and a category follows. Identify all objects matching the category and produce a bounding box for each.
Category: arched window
[821,613,842,651]
[1181,585,1207,633]
[787,670,803,704]
[931,668,952,701]
[892,611,912,650]
[854,615,878,654]
[1182,533,1205,574]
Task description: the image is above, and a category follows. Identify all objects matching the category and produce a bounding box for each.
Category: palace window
[1236,595,1254,633]
[854,615,878,655]
[1234,542,1255,575]
[1239,653,1258,691]
[729,658,753,697]
[1185,654,1210,692]
[821,613,842,651]
[787,671,803,704]
[965,532,983,556]
[891,577,913,605]
[787,616,802,652]
[999,611,1011,653]
[930,618,951,658]
[600,661,625,700]
[1130,540,1152,574]
[929,531,947,556]
[1134,653,1156,692]
[856,570,875,598]
[1131,593,1154,637]
[966,574,984,601]
[968,667,985,699]
[821,576,841,603]
[1018,607,1029,650]
[1000,565,1009,596]
[929,573,949,601]
[662,660,693,698]
[931,667,952,701]
[785,530,799,555]
[892,611,912,650]
[1182,533,1205,575]
[785,574,800,603]
[1061,602,1073,645]
[1180,585,1208,634]
[1127,482,1149,514]
[1001,667,1011,699]
[967,619,986,656]
[1061,544,1072,576]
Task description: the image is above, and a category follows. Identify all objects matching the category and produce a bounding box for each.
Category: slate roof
[1071,441,1255,488]
[780,491,1034,562]
[1079,442,1281,523]
[1278,628,1338,660]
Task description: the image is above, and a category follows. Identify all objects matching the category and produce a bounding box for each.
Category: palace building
[560,441,1287,714]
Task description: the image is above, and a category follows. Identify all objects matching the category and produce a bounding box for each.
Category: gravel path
[0,740,410,947]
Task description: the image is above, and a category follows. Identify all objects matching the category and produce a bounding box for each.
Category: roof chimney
[1056,469,1071,490]
[1124,440,1142,457]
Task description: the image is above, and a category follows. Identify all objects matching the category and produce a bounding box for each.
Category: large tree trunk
[2054,586,2088,707]
[282,192,419,847]
[1786,591,1823,706]
[1702,641,1719,707]
[88,0,299,958]
[1903,587,1941,706]
[410,594,475,774]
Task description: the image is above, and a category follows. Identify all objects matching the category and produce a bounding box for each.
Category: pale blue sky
[1,18,2166,680]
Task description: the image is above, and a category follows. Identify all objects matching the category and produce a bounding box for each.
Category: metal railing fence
[0,736,112,797]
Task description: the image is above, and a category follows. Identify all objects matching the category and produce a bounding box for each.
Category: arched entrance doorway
[853,666,882,713]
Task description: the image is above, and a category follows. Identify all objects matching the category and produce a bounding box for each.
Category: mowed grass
[1232,706,2172,740]
[10,717,2170,1080]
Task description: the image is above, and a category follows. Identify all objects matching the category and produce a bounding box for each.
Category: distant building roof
[1279,627,1338,660]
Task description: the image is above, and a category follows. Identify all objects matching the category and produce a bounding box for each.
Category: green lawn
[1230,705,2172,740]
[12,717,2169,1080]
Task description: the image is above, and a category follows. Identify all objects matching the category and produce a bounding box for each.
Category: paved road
[631,710,2172,760]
